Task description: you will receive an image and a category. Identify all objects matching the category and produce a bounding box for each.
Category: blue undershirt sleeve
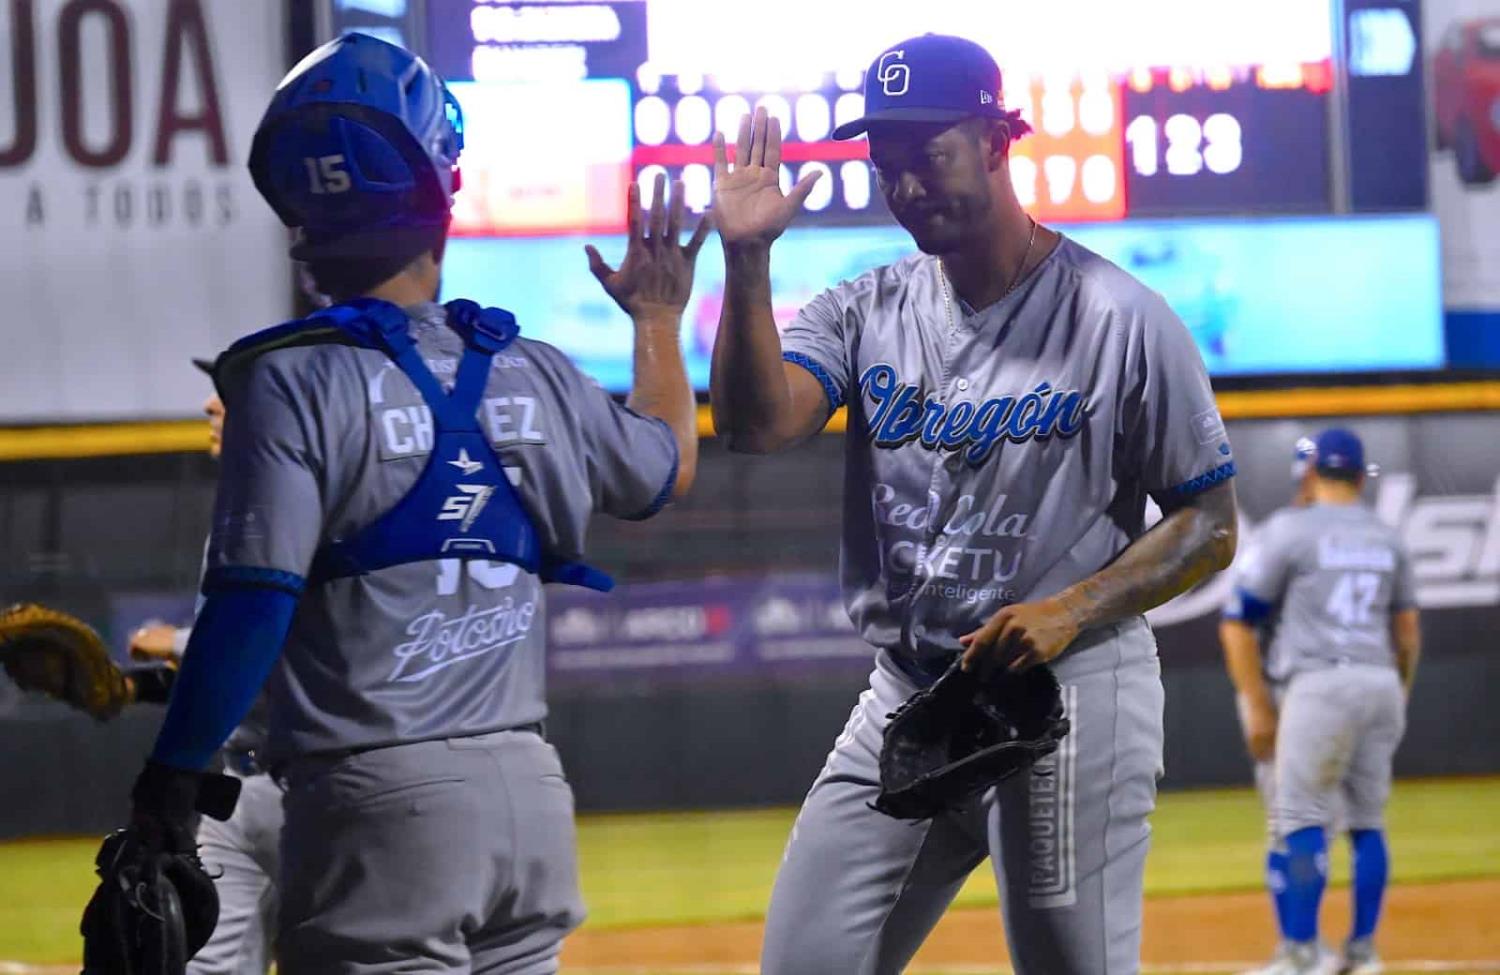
[149,569,303,770]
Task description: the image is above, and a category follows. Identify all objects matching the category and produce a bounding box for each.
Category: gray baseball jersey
[780,237,1235,677]
[1221,518,1354,834]
[765,236,1230,975]
[1234,503,1416,683]
[208,301,677,763]
[1222,529,1285,684]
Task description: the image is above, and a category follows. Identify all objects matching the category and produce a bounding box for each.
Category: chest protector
[216,297,612,592]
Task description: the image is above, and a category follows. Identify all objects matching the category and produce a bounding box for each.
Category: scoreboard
[319,0,1443,382]
[325,0,1426,236]
[622,65,1333,227]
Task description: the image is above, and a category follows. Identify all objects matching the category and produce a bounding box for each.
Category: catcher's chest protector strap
[217,298,612,592]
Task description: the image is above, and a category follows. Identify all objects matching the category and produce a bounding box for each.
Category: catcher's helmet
[247,32,464,259]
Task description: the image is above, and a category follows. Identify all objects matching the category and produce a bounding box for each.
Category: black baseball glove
[873,659,1070,820]
[80,763,241,974]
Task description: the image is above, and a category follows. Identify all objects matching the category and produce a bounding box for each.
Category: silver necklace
[938,217,1040,325]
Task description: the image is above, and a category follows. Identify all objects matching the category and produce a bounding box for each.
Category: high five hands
[586,172,712,321]
[712,106,823,248]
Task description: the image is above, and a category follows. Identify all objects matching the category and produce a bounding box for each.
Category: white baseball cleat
[1341,937,1384,974]
[1240,942,1295,975]
[1297,943,1342,975]
[1243,941,1341,975]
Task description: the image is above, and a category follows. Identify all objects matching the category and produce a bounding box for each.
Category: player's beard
[893,195,987,256]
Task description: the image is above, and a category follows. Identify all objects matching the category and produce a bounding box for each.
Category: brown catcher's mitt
[0,603,130,720]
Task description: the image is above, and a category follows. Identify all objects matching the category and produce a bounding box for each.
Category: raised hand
[712,106,822,248]
[586,173,712,322]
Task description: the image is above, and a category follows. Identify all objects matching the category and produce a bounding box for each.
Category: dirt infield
[560,877,1500,972]
[4,879,1492,974]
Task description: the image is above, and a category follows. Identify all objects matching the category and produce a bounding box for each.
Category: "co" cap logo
[877,50,910,97]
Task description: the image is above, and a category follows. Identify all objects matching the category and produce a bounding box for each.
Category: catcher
[79,31,702,975]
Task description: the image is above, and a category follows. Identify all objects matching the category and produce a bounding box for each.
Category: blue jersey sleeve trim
[1166,460,1238,499]
[782,352,845,412]
[1231,587,1275,625]
[624,418,680,522]
[203,566,306,597]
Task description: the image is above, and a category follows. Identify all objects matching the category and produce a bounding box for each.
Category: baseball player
[710,34,1239,975]
[125,372,284,975]
[91,32,705,974]
[1219,437,1317,973]
[1222,429,1420,975]
[129,378,222,666]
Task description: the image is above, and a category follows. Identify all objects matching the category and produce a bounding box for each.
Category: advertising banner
[1,0,290,422]
[541,411,1500,682]
[1425,0,1500,364]
[26,408,1500,695]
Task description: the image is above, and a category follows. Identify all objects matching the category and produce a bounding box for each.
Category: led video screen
[427,0,1343,236]
[441,214,1444,390]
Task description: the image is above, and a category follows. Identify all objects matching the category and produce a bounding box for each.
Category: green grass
[3,777,1498,965]
[0,836,105,962]
[577,776,1500,927]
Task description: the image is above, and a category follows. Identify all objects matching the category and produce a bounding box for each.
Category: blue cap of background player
[831,34,1032,141]
[1312,428,1365,474]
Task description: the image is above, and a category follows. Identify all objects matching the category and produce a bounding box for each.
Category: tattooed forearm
[1053,481,1238,632]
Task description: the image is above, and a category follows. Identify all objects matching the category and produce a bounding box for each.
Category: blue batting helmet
[247,32,464,259]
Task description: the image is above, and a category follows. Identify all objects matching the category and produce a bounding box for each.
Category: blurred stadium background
[3,0,1499,971]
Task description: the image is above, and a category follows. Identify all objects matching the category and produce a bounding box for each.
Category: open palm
[586,174,711,320]
[713,107,822,247]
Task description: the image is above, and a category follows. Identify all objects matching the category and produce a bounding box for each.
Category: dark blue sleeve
[149,568,303,770]
[1223,586,1276,624]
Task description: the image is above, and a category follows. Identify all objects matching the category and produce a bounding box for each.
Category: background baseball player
[1222,429,1421,975]
[83,31,706,974]
[127,370,283,975]
[1220,437,1318,969]
[0,368,279,975]
[709,33,1238,975]
[130,383,224,670]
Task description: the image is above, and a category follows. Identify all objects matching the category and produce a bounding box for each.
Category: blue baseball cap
[831,34,1030,141]
[1312,428,1365,474]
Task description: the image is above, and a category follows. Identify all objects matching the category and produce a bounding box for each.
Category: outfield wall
[1,411,1496,837]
